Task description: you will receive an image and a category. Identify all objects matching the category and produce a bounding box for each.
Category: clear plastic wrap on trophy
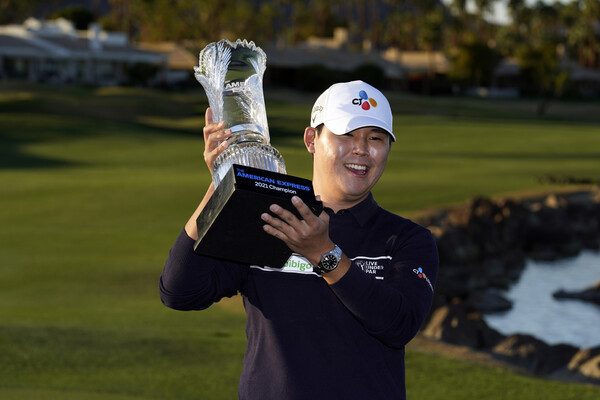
[192,39,322,268]
[194,38,286,187]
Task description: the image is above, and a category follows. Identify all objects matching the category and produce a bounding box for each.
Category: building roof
[262,44,406,79]
[0,18,166,64]
[0,34,53,57]
[260,28,449,78]
[382,48,449,74]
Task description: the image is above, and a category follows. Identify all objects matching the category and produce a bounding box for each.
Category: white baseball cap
[310,80,395,141]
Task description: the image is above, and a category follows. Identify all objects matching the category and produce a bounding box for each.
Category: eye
[370,133,389,142]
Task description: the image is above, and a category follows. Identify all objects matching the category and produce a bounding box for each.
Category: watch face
[322,254,338,271]
[316,245,342,274]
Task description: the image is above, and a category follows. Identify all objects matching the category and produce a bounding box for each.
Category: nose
[352,136,369,156]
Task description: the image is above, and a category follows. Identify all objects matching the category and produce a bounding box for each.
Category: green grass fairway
[1,83,599,399]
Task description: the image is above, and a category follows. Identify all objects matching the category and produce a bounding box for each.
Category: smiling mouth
[345,163,368,175]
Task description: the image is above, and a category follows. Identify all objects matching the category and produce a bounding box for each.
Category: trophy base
[212,141,286,187]
[194,164,323,268]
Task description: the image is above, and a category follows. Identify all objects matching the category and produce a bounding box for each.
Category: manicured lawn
[1,83,599,399]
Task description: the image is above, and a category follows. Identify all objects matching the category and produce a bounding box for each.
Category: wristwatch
[313,244,342,275]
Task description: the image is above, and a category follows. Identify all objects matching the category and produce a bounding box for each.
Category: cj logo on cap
[352,90,378,110]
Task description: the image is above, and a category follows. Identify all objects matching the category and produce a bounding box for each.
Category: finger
[204,121,227,141]
[204,139,230,171]
[291,196,318,221]
[268,203,301,226]
[205,128,231,149]
[203,107,228,142]
[204,138,229,159]
[262,222,288,242]
[261,211,291,232]
[261,213,292,240]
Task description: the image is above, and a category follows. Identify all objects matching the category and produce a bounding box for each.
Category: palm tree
[418,6,445,93]
[515,1,569,115]
[472,0,496,37]
[507,0,528,37]
[449,0,472,44]
[579,0,600,68]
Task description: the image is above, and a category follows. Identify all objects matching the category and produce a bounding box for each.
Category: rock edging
[417,188,600,384]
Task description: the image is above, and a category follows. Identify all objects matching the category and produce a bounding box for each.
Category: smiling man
[160,80,439,399]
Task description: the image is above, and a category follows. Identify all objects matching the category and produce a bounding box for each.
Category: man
[160,80,439,399]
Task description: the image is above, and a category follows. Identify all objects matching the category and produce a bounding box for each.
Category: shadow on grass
[0,84,209,169]
[0,145,77,169]
[0,103,304,170]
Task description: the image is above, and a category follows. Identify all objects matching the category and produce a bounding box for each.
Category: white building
[0,18,167,86]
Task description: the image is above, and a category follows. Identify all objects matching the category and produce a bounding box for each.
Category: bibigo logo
[352,90,378,110]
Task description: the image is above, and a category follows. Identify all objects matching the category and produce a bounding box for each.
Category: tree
[516,42,569,115]
[507,0,527,26]
[0,0,45,24]
[51,5,96,30]
[511,0,569,115]
[418,6,445,93]
[447,39,502,87]
[446,0,473,46]
[498,0,532,57]
[383,5,420,50]
[473,0,497,37]
[568,0,600,68]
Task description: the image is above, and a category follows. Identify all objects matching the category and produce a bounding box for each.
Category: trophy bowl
[194,38,286,187]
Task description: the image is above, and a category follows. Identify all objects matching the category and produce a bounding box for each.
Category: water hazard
[484,250,600,349]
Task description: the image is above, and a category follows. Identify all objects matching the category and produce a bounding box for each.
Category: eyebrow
[370,127,389,135]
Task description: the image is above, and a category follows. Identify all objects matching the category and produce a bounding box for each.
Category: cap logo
[352,90,378,110]
[311,105,323,123]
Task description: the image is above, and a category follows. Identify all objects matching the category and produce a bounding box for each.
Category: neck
[314,188,368,213]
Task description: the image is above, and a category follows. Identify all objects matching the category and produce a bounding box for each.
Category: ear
[304,127,316,154]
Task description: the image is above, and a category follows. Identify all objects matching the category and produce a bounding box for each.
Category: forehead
[366,127,389,135]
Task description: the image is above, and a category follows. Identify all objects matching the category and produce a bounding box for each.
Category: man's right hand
[203,107,232,173]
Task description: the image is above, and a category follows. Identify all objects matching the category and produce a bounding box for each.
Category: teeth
[346,163,366,170]
[345,163,367,173]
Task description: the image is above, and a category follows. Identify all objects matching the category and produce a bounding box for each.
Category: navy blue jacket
[160,193,439,399]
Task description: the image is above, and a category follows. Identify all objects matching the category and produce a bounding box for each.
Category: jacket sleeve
[329,225,439,348]
[159,228,248,311]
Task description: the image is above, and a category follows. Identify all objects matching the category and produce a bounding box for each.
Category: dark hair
[314,123,324,136]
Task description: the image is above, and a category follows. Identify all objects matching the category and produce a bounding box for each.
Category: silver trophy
[192,39,322,267]
[194,38,286,187]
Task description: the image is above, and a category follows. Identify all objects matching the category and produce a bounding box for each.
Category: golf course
[1,82,600,399]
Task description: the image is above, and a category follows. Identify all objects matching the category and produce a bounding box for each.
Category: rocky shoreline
[416,188,600,384]
[553,281,600,305]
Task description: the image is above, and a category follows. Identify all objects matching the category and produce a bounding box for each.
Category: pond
[484,250,600,349]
